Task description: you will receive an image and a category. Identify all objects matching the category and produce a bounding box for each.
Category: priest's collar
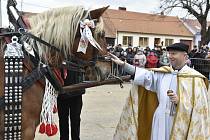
[172,64,187,72]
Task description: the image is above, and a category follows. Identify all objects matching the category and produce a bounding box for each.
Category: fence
[190,58,210,79]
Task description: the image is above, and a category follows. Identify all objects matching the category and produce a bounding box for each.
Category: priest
[110,43,210,140]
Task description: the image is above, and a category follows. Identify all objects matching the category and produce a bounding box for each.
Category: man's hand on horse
[108,53,124,66]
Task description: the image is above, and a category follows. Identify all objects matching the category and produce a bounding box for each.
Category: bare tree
[160,0,210,45]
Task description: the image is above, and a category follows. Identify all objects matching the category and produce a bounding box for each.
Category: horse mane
[27,6,104,65]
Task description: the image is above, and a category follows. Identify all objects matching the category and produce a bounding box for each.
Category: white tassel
[39,78,58,136]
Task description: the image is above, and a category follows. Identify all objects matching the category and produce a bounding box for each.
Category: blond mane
[27,6,104,65]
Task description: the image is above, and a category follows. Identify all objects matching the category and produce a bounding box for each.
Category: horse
[0,4,111,140]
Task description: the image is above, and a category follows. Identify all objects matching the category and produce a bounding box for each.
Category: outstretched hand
[108,53,125,66]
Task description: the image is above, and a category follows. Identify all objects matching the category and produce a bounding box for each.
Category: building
[102,8,194,49]
[181,18,210,47]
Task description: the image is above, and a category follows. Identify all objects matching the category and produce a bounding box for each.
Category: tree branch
[181,2,200,18]
[159,0,210,44]
[205,0,210,16]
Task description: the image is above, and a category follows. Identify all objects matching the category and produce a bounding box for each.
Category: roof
[181,18,210,34]
[102,9,193,38]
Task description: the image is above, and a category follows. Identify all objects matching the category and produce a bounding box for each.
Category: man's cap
[166,43,189,53]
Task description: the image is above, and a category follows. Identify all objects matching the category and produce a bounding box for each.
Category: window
[139,37,149,47]
[154,38,161,46]
[123,36,133,46]
[165,39,174,46]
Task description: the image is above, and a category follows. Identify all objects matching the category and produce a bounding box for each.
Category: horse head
[26,6,111,81]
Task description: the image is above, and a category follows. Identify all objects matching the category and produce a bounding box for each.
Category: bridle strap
[19,29,61,53]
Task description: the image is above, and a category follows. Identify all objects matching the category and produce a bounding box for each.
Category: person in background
[200,44,208,58]
[114,44,124,58]
[146,51,158,68]
[144,46,151,56]
[154,46,162,59]
[133,48,146,68]
[159,48,170,66]
[126,46,134,65]
[57,68,85,140]
[132,47,139,55]
[113,44,124,76]
[107,45,114,54]
[188,45,198,58]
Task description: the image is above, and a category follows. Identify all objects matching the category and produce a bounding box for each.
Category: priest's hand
[109,53,125,66]
[167,92,179,104]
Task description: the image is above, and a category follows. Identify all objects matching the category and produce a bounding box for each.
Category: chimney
[118,7,126,11]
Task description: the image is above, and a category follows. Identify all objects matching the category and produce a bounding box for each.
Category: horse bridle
[0,1,112,139]
[0,1,104,139]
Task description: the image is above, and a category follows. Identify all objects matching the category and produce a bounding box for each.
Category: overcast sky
[1,0,192,27]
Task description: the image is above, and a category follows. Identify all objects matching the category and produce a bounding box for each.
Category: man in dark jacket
[57,69,85,140]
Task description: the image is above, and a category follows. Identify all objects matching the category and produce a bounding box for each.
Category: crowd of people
[188,44,210,78]
[108,44,170,76]
[189,44,209,58]
[108,44,170,68]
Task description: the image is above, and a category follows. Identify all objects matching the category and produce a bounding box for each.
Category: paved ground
[35,83,131,140]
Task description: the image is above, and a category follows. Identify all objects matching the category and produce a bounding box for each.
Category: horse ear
[89,6,109,19]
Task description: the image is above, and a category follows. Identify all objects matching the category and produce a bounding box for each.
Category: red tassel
[51,124,58,135]
[46,123,53,136]
[53,105,57,113]
[39,122,45,134]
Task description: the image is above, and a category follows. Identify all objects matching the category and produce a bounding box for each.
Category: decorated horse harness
[0,0,109,139]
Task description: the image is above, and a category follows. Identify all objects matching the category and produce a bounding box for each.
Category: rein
[19,28,62,53]
[0,29,61,53]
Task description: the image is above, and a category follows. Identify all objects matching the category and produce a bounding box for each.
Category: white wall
[180,20,201,47]
[194,34,201,46]
[116,31,193,49]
